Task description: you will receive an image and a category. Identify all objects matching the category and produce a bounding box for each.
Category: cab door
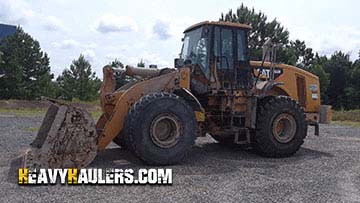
[235,29,251,89]
[214,26,236,89]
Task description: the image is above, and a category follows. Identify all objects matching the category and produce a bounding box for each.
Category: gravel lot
[0,113,360,203]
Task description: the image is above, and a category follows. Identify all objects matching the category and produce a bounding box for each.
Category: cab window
[214,27,234,70]
[237,30,248,62]
[180,27,210,76]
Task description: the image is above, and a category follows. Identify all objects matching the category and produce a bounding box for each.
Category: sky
[0,0,360,78]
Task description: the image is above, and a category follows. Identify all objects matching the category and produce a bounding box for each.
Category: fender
[174,88,204,112]
[174,88,205,122]
[97,71,180,150]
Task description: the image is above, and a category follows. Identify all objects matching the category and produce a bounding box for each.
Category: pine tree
[220,4,358,109]
[0,51,4,77]
[137,59,145,67]
[322,52,352,109]
[109,58,130,89]
[220,3,290,61]
[284,40,314,69]
[220,4,316,67]
[0,27,54,99]
[347,54,360,108]
[309,64,330,103]
[57,55,101,101]
[110,58,124,68]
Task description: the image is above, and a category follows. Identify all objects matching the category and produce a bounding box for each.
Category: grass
[0,99,102,119]
[22,127,40,132]
[0,107,102,120]
[333,121,360,128]
[1,100,359,128]
[332,109,360,122]
[0,108,46,116]
[54,98,101,106]
[332,109,360,128]
[90,110,103,120]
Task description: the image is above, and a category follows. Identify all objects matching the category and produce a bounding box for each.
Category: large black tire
[127,92,197,165]
[113,114,133,150]
[112,130,127,148]
[253,96,307,157]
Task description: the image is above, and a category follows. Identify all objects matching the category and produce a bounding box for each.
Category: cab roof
[184,21,252,33]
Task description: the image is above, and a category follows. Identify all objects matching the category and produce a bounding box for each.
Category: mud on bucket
[23,102,98,168]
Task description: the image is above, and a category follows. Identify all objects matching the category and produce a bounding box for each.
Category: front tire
[253,96,307,157]
[113,130,128,148]
[127,93,197,165]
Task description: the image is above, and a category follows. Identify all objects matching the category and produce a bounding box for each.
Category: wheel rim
[150,113,182,148]
[272,113,297,143]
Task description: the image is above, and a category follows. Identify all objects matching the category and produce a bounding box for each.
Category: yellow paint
[195,111,205,122]
[250,61,321,112]
[184,21,252,32]
[179,68,190,89]
[97,71,179,150]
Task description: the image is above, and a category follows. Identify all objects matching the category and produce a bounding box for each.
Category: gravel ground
[0,114,360,203]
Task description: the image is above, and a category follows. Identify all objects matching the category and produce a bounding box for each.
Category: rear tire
[127,93,197,165]
[253,96,307,157]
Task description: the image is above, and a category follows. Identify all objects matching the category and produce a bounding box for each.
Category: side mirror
[174,58,184,68]
[184,59,192,65]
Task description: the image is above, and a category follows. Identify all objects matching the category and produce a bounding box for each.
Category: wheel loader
[24,21,331,168]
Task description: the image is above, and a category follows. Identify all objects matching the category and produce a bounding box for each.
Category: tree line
[0,28,149,102]
[0,4,359,109]
[220,4,360,109]
[0,27,110,102]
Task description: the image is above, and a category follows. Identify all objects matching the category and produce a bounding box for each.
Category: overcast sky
[1,0,359,77]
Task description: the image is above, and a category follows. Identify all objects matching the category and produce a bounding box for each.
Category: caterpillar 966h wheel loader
[24,21,330,168]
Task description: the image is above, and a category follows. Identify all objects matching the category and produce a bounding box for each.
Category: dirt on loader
[24,102,98,168]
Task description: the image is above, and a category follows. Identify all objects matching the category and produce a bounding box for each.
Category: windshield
[180,27,209,75]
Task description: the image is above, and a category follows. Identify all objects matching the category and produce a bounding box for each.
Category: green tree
[0,27,54,99]
[220,4,360,109]
[322,51,352,109]
[0,51,4,77]
[285,40,314,69]
[310,65,329,100]
[347,53,360,108]
[110,58,124,68]
[0,50,3,65]
[137,59,145,67]
[57,55,101,101]
[308,54,330,103]
[220,4,316,67]
[220,3,290,61]
[109,58,130,89]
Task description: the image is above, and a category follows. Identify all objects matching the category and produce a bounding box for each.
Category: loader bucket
[23,101,98,168]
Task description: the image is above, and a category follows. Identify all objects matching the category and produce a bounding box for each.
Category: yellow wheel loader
[24,21,330,168]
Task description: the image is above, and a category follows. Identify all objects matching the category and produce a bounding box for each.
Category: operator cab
[176,21,252,92]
